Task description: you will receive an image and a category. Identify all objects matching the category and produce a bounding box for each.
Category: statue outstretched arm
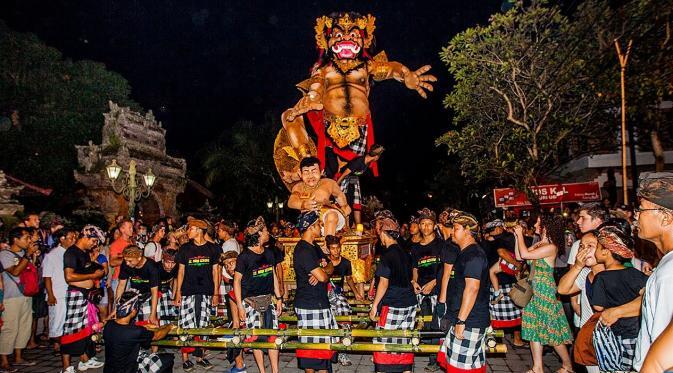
[286,70,326,122]
[368,52,437,98]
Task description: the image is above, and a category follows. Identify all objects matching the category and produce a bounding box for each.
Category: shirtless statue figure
[277,12,436,186]
[288,156,352,236]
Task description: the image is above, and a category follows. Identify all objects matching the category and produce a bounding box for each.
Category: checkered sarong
[137,297,152,322]
[179,295,213,329]
[417,294,437,313]
[158,290,178,326]
[63,289,89,337]
[489,283,522,328]
[328,289,352,316]
[243,300,278,330]
[295,307,339,344]
[138,350,165,373]
[373,305,417,370]
[374,305,417,345]
[339,175,361,208]
[438,326,487,371]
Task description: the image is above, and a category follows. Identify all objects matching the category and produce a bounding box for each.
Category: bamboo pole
[278,315,433,323]
[615,38,633,204]
[153,340,507,354]
[167,327,504,339]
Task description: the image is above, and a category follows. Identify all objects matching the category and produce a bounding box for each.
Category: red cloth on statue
[305,110,379,176]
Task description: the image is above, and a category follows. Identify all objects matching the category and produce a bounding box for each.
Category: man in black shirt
[174,219,219,371]
[438,211,490,373]
[60,225,106,373]
[104,289,173,373]
[233,216,282,373]
[410,208,443,371]
[293,211,338,373]
[157,249,178,326]
[115,245,160,326]
[436,208,461,331]
[369,212,417,373]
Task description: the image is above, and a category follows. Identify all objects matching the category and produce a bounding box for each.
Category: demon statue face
[315,13,375,71]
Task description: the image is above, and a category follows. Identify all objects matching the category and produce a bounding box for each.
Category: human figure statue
[288,157,351,236]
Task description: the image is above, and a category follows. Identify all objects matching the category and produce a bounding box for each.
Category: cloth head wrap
[372,210,400,239]
[484,219,504,231]
[245,216,266,236]
[409,215,419,225]
[597,226,634,259]
[416,208,436,223]
[162,248,177,262]
[81,225,106,242]
[297,211,320,232]
[452,211,479,231]
[638,172,673,210]
[438,208,459,227]
[116,289,143,318]
[122,245,143,258]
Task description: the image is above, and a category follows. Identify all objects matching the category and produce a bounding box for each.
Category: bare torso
[293,178,337,207]
[321,65,370,117]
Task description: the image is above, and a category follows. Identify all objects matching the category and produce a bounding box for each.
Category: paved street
[15,334,565,372]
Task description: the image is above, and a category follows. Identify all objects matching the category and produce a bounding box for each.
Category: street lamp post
[267,196,284,223]
[105,159,157,218]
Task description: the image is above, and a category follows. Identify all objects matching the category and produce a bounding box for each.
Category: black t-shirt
[235,247,276,299]
[341,156,367,176]
[293,240,329,309]
[103,321,153,373]
[439,239,460,293]
[175,241,220,296]
[446,244,490,328]
[489,232,520,286]
[63,245,94,290]
[591,267,648,338]
[119,259,160,296]
[411,237,443,287]
[158,266,176,293]
[375,244,416,308]
[330,257,352,289]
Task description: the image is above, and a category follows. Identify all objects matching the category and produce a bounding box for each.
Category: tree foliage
[0,21,138,202]
[437,2,612,190]
[199,116,286,219]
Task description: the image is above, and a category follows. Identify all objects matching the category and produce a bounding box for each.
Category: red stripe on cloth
[438,351,487,373]
[296,349,335,360]
[135,320,151,326]
[60,326,92,345]
[378,306,389,327]
[373,351,414,365]
[353,203,362,211]
[491,318,521,328]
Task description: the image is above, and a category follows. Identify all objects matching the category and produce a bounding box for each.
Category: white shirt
[575,267,595,327]
[42,245,68,299]
[633,250,673,370]
[221,238,240,254]
[143,241,162,262]
[567,240,580,266]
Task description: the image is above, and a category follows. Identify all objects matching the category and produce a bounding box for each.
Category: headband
[297,211,320,232]
[597,226,634,259]
[638,172,673,210]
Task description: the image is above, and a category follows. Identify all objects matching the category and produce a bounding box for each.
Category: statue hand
[404,65,437,99]
[287,95,324,121]
[281,169,301,184]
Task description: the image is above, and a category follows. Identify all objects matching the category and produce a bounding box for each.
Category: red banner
[493,182,602,208]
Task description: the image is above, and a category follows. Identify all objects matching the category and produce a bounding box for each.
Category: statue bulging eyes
[335,32,343,38]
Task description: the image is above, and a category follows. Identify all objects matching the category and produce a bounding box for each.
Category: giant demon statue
[275,12,436,217]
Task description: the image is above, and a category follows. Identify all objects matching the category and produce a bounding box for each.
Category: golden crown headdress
[314,13,376,50]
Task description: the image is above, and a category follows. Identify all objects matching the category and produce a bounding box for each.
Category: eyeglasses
[634,207,669,214]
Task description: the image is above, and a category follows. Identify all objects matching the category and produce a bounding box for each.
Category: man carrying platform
[288,157,351,236]
[115,245,160,326]
[369,211,418,373]
[438,212,490,373]
[293,211,339,373]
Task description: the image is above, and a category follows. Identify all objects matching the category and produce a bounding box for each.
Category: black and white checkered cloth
[438,326,487,371]
[243,300,279,330]
[179,295,213,329]
[374,305,417,345]
[138,350,165,373]
[137,297,152,323]
[328,289,352,316]
[295,307,339,344]
[63,289,89,337]
[339,176,362,208]
[489,283,522,322]
[417,294,437,313]
[158,290,178,326]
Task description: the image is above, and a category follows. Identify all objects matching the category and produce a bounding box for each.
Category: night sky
[1,0,502,214]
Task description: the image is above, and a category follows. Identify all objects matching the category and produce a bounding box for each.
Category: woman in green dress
[514,215,573,373]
